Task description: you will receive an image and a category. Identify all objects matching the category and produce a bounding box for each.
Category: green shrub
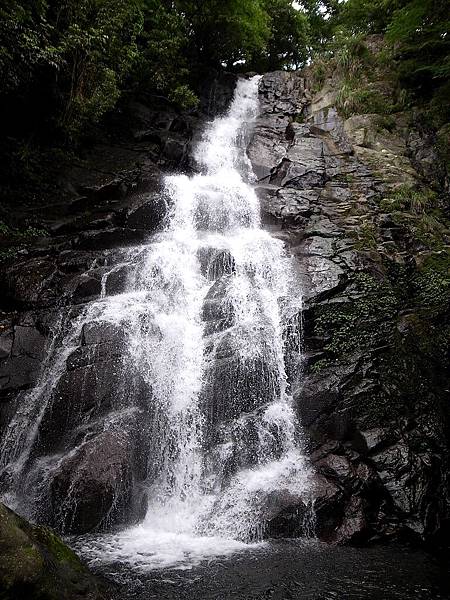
[334,32,371,76]
[310,57,330,91]
[336,80,391,117]
[0,220,47,241]
[376,114,396,132]
[314,272,398,359]
[436,124,450,175]
[353,221,378,250]
[380,185,437,215]
[412,253,450,313]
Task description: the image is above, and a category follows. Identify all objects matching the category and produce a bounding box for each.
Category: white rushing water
[1,76,312,569]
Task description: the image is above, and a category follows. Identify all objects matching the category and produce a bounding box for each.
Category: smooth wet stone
[81,322,126,346]
[297,256,345,300]
[50,431,134,533]
[70,273,102,300]
[11,325,46,359]
[247,130,288,180]
[295,236,334,257]
[202,276,235,333]
[0,328,13,360]
[73,228,147,251]
[125,192,167,231]
[259,188,313,223]
[304,216,342,237]
[0,355,42,391]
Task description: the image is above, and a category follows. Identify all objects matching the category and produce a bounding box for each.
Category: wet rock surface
[0,69,449,552]
[251,71,450,546]
[0,75,239,535]
[50,431,137,533]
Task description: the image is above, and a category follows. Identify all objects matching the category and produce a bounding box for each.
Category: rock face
[0,69,448,549]
[250,71,450,546]
[0,502,109,600]
[50,430,140,533]
[0,74,238,535]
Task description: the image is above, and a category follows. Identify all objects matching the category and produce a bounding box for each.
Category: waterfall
[0,76,312,569]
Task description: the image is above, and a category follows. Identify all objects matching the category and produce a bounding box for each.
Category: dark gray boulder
[125,192,168,231]
[50,431,136,533]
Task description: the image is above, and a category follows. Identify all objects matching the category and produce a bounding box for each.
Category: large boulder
[0,317,49,404]
[1,258,60,308]
[0,502,109,600]
[49,430,141,533]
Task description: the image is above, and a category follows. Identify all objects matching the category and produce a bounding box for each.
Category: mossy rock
[0,503,109,600]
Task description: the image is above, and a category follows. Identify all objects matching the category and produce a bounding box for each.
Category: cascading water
[0,76,312,569]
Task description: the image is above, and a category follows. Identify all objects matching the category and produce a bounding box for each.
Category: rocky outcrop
[0,69,448,549]
[0,502,110,600]
[0,74,239,534]
[251,71,450,547]
[50,430,138,532]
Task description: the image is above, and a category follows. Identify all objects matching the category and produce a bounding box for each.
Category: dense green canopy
[0,0,311,140]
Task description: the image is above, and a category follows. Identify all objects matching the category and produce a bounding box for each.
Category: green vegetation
[414,260,450,312]
[332,0,450,101]
[375,114,396,132]
[0,221,47,240]
[0,220,48,262]
[0,0,313,197]
[0,0,449,205]
[0,0,309,140]
[436,124,450,173]
[380,185,438,215]
[254,0,309,70]
[0,502,105,599]
[314,272,398,359]
[378,185,448,250]
[336,82,391,118]
[352,220,378,250]
[5,0,445,144]
[385,0,450,125]
[1,0,143,138]
[313,257,450,370]
[307,0,450,127]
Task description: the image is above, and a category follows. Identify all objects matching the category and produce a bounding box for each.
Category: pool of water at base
[80,539,450,600]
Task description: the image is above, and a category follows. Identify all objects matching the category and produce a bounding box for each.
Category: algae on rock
[0,503,109,600]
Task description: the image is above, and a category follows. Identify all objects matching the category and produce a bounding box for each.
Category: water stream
[0,76,312,570]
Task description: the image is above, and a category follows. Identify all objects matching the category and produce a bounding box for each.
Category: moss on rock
[313,272,398,359]
[0,503,109,600]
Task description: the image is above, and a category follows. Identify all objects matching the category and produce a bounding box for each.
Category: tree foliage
[254,0,309,70]
[333,0,450,90]
[56,0,143,136]
[0,0,312,144]
[387,0,450,88]
[335,0,401,35]
[0,0,142,139]
[133,0,196,108]
[305,0,450,126]
[177,0,271,69]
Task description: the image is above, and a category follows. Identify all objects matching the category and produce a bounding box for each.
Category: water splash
[1,76,312,569]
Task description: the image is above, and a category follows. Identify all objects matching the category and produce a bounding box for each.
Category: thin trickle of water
[0,310,79,476]
[1,76,312,569]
